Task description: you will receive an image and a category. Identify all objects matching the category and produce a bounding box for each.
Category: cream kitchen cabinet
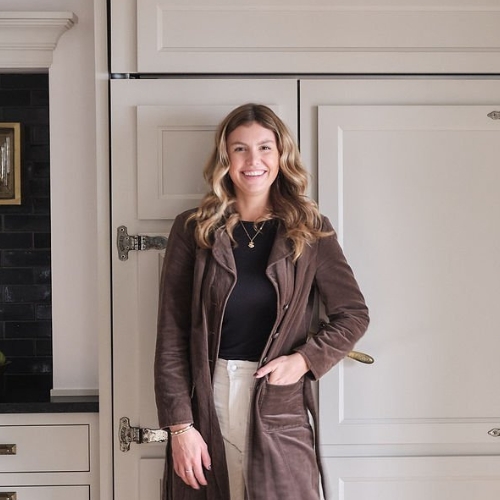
[109,76,500,499]
[0,412,99,500]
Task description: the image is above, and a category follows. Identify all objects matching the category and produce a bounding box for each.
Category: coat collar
[211,220,294,273]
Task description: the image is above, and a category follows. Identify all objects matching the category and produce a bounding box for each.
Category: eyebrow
[228,139,275,146]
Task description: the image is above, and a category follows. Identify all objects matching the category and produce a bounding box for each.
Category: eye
[232,146,245,152]
[260,145,272,151]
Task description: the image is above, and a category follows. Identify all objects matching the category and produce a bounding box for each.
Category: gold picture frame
[0,123,21,205]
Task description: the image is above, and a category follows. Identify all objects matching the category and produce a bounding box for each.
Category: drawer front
[0,486,89,500]
[0,425,89,472]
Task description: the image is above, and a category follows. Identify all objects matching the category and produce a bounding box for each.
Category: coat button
[272,331,280,339]
[262,357,268,364]
[283,304,289,310]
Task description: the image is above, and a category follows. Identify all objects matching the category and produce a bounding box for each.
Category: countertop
[0,395,98,413]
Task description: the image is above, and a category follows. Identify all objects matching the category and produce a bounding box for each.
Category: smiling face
[226,122,280,206]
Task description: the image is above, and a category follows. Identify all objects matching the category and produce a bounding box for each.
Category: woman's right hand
[170,425,212,489]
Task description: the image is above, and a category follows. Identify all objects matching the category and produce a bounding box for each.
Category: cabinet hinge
[116,226,168,261]
[119,417,168,452]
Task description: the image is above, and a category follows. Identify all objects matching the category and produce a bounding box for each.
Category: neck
[235,198,270,222]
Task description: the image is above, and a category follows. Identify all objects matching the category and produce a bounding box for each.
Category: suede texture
[155,209,369,500]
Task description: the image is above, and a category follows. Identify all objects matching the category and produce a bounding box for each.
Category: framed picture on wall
[0,122,21,205]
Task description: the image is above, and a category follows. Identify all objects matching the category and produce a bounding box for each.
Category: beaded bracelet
[169,423,194,436]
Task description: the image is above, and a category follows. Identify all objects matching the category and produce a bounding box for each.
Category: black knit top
[219,220,278,361]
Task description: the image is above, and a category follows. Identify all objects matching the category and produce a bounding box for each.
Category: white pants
[213,358,259,500]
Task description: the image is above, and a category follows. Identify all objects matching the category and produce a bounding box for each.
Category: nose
[246,149,260,165]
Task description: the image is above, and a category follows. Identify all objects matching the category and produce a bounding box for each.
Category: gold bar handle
[347,351,374,364]
[0,493,17,500]
[0,444,16,455]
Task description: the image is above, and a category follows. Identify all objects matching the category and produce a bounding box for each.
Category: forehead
[227,122,276,143]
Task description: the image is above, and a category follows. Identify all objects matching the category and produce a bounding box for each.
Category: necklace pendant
[248,241,255,249]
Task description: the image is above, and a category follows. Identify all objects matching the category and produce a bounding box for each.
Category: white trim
[0,12,77,69]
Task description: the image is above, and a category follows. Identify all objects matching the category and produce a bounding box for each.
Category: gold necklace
[240,221,266,249]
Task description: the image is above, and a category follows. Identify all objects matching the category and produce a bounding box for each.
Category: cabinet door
[111,78,297,500]
[301,79,500,498]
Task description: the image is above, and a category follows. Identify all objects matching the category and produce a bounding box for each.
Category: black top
[219,220,278,361]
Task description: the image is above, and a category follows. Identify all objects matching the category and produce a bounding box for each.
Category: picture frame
[0,122,21,205]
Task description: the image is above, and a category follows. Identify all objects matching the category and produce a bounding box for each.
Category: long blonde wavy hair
[189,103,331,261]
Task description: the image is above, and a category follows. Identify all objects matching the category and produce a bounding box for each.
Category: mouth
[242,169,266,177]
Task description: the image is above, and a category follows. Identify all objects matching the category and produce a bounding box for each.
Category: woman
[155,103,369,500]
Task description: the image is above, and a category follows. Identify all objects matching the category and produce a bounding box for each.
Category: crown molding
[0,11,77,70]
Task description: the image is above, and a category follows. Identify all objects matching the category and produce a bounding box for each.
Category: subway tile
[36,339,52,356]
[33,267,51,284]
[28,178,50,197]
[0,304,34,321]
[32,161,50,178]
[0,74,48,90]
[3,215,51,232]
[0,268,34,285]
[28,124,49,144]
[0,73,52,404]
[35,304,51,321]
[34,233,51,249]
[0,338,35,357]
[4,321,52,338]
[2,250,50,267]
[30,89,49,107]
[0,202,32,215]
[0,233,32,249]
[24,144,50,163]
[1,107,49,124]
[0,90,31,107]
[3,284,51,303]
[33,198,51,215]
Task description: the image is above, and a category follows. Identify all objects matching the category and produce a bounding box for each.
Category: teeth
[244,170,265,177]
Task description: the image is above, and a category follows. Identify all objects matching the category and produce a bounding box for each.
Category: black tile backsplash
[0,73,52,403]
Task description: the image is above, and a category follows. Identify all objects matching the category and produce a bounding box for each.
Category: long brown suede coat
[155,209,369,500]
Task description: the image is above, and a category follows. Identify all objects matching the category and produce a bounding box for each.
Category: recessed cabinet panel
[139,458,164,500]
[0,425,89,472]
[137,103,290,219]
[0,486,89,500]
[316,105,500,449]
[137,105,235,219]
[134,0,500,73]
[324,457,500,500]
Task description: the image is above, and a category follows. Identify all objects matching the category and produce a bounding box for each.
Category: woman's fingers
[171,428,210,489]
[257,353,309,385]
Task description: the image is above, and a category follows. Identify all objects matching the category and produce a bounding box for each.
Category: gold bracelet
[169,423,194,436]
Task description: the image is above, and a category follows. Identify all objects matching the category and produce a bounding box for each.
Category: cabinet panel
[0,486,89,500]
[316,104,500,450]
[0,424,89,472]
[323,457,500,500]
[130,0,500,73]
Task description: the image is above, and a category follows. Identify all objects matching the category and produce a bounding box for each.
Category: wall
[0,0,100,395]
[0,73,52,402]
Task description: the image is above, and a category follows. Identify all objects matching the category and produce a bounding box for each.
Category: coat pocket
[258,378,308,431]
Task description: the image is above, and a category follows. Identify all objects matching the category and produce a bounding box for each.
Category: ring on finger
[185,469,193,473]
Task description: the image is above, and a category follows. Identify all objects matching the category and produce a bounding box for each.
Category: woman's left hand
[254,352,309,385]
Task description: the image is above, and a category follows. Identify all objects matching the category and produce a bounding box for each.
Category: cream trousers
[213,358,259,500]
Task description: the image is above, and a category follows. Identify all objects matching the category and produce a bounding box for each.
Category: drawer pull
[0,493,17,500]
[0,444,16,455]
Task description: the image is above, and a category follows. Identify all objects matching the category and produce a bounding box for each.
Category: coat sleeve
[154,211,196,429]
[294,216,370,380]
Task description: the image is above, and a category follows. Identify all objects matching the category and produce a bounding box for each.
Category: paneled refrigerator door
[110,78,297,499]
[301,79,500,498]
